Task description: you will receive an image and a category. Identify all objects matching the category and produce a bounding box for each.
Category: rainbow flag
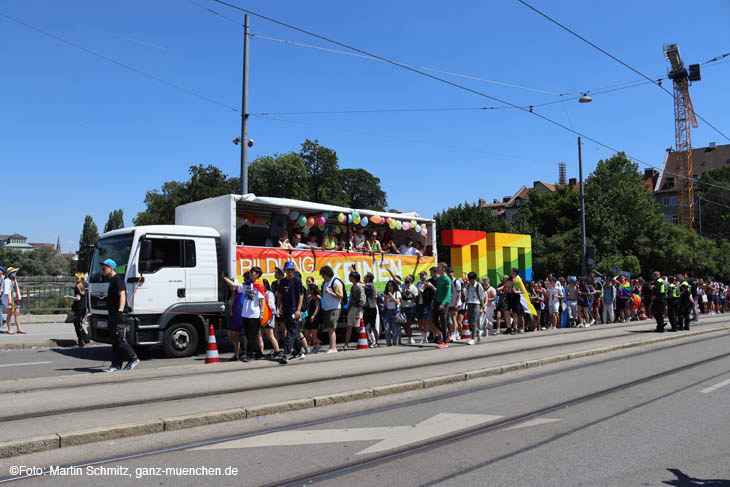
[619,281,632,298]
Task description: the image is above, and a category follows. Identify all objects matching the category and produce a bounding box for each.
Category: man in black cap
[101,259,139,372]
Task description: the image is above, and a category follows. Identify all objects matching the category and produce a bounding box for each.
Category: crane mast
[664,43,700,228]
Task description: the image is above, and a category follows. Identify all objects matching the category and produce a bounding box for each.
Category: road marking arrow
[194,413,503,455]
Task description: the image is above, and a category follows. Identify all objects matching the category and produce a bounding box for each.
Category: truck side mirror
[139,239,152,274]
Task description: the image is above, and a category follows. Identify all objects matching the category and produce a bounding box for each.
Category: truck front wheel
[163,322,199,358]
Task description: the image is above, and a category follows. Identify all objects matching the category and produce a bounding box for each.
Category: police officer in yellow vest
[666,276,681,332]
[651,271,668,332]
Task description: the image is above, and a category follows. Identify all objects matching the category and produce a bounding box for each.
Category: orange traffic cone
[357,319,369,350]
[205,323,220,364]
[460,316,472,339]
[639,306,648,320]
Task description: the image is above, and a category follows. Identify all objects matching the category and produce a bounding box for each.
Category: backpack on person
[323,277,349,308]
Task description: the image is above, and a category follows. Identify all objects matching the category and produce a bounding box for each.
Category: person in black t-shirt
[101,259,139,372]
[64,273,90,347]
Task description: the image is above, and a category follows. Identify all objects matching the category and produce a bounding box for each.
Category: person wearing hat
[2,267,25,334]
[100,259,139,371]
[0,266,5,328]
[64,273,91,347]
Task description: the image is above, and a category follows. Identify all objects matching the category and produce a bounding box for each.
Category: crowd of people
[255,226,432,257]
[223,261,730,365]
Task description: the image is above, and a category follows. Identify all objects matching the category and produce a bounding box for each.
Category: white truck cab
[88,225,225,357]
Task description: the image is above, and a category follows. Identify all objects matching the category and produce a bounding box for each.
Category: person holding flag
[510,268,538,330]
[616,275,632,323]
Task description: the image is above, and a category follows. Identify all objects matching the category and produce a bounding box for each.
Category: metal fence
[13,278,76,315]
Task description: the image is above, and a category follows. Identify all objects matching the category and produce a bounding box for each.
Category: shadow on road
[663,468,730,486]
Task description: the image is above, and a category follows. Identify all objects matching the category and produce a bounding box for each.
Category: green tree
[339,168,388,210]
[249,153,311,200]
[697,166,730,241]
[584,152,662,260]
[134,165,239,225]
[299,139,348,206]
[77,215,99,273]
[104,209,125,233]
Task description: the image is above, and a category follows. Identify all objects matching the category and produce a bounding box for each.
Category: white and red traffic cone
[205,323,220,364]
[639,306,648,321]
[460,317,472,339]
[357,319,369,350]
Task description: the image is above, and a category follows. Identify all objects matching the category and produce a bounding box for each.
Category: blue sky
[2,0,729,252]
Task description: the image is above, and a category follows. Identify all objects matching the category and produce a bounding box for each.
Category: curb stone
[0,325,727,459]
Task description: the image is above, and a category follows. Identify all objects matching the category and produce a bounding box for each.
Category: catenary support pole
[240,14,250,195]
[578,137,586,276]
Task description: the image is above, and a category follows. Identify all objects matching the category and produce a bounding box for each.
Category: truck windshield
[90,234,134,283]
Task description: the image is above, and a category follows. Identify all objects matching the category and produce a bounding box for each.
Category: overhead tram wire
[253,114,556,165]
[0,10,240,114]
[211,0,730,196]
[516,0,730,143]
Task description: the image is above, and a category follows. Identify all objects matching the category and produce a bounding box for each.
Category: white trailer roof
[235,194,433,223]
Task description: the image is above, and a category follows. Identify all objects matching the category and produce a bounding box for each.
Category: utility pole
[240,14,250,195]
[578,137,587,276]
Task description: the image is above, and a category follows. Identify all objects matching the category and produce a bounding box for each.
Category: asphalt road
[3,330,729,486]
[0,346,203,380]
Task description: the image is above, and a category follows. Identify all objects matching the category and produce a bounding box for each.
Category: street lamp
[579,93,593,103]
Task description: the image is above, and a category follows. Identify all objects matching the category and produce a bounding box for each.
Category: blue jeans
[385,309,400,346]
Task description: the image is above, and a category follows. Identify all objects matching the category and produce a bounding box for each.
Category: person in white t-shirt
[398,237,422,257]
[546,276,564,329]
[352,227,366,251]
[223,267,265,361]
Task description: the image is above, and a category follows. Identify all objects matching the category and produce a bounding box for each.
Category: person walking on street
[667,276,681,332]
[101,259,139,372]
[2,267,25,334]
[277,261,305,364]
[64,273,91,346]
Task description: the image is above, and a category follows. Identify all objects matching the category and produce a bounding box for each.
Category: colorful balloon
[370,215,381,224]
[307,217,315,228]
[396,220,402,230]
[281,207,290,215]
[386,217,393,225]
[338,213,345,223]
[289,210,299,221]
[352,212,360,221]
[335,226,342,234]
[348,214,353,223]
[317,215,326,226]
[353,215,361,225]
[421,228,428,236]
[415,224,422,233]
[389,220,396,230]
[360,216,368,227]
[303,226,310,236]
[318,225,325,231]
[298,215,307,227]
[322,212,329,218]
[410,220,417,227]
[402,222,411,231]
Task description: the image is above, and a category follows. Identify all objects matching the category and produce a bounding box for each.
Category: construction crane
[663,43,701,228]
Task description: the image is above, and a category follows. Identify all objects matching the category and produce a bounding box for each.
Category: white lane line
[0,361,52,368]
[700,378,730,394]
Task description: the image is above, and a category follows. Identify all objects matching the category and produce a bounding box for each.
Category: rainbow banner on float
[236,246,435,292]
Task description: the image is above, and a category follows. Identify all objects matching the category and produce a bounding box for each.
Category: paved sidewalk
[0,321,83,349]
